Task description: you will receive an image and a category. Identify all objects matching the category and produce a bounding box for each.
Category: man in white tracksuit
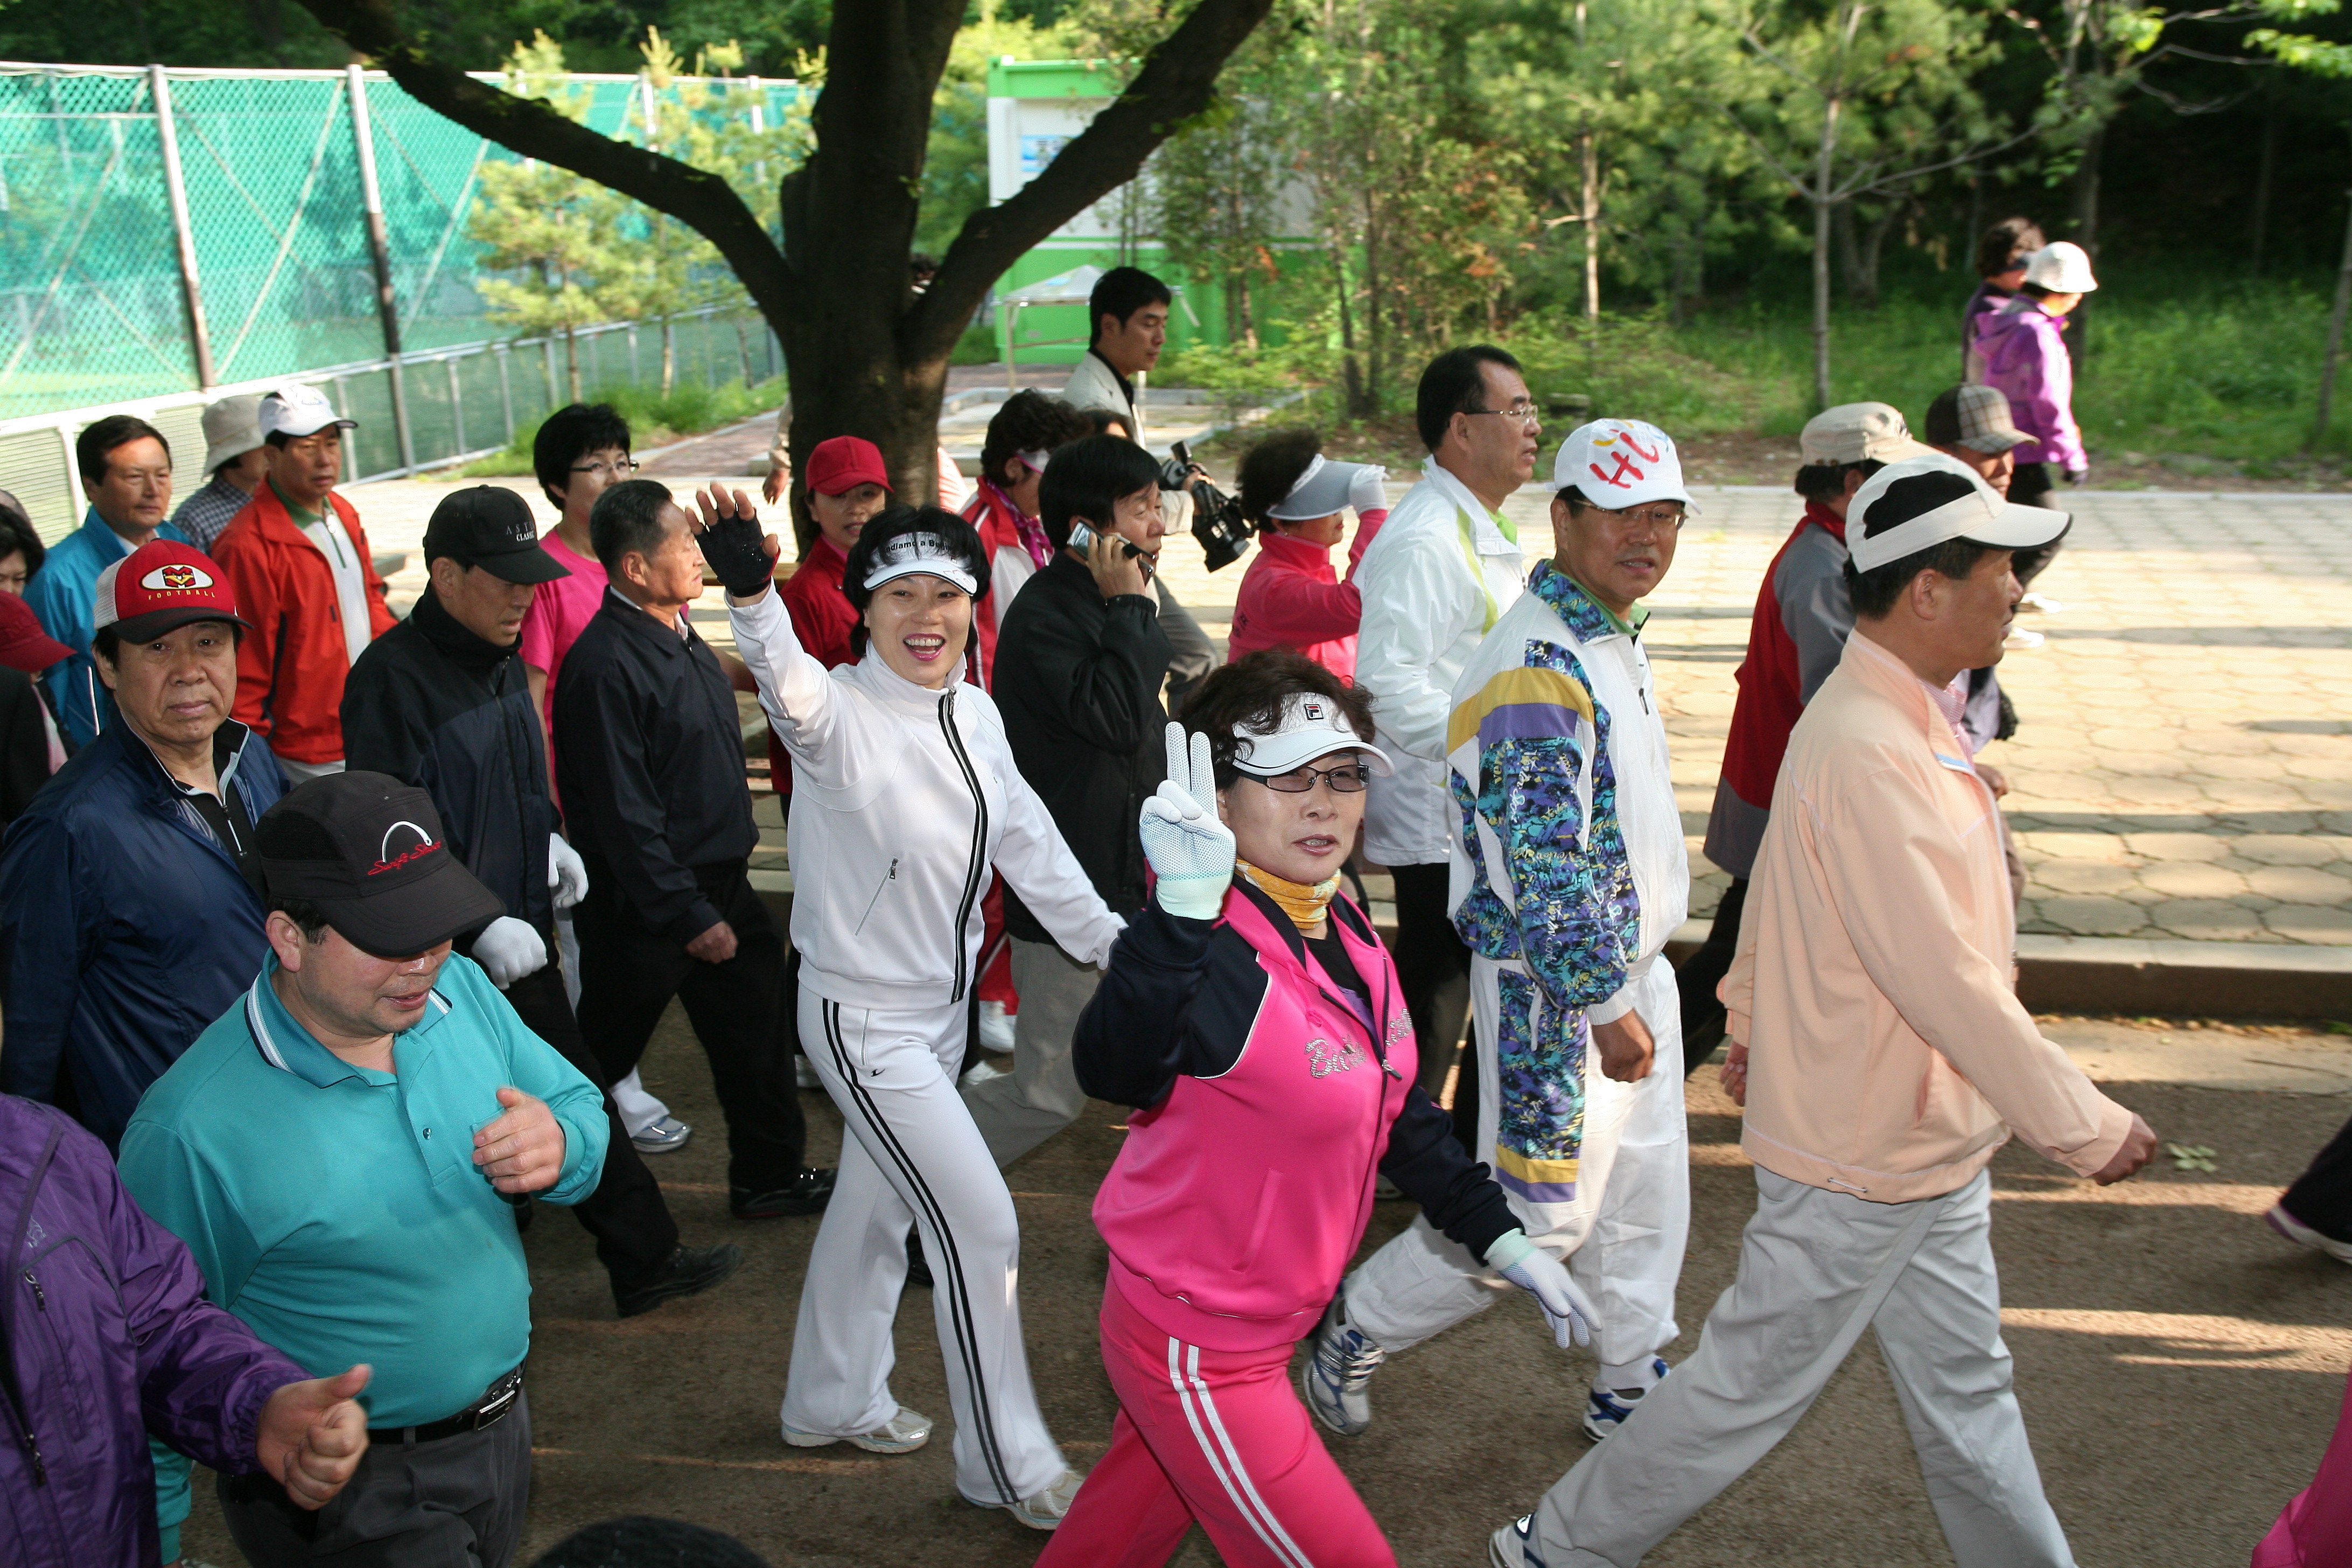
[1352,346,1539,1102]
[1308,420,1695,1443]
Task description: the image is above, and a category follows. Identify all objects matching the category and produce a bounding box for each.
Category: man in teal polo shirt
[120,771,608,1568]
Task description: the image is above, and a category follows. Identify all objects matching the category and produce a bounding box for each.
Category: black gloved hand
[698,508,776,598]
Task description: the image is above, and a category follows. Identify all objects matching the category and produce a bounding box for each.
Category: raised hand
[692,484,781,600]
[1138,722,1235,921]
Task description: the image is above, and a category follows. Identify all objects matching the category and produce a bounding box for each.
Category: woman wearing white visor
[692,488,1123,1531]
[1228,430,1390,680]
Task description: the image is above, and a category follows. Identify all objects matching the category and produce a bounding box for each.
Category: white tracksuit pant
[1345,954,1689,1381]
[782,992,1065,1507]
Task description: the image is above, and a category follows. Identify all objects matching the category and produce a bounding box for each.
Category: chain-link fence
[0,62,799,538]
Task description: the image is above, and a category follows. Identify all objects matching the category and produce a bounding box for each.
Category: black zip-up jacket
[990,552,1173,944]
[342,587,559,933]
[551,589,757,941]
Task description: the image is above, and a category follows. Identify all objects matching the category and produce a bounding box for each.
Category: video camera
[1158,440,1252,573]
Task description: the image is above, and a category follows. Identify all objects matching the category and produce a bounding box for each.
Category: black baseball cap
[422,486,570,585]
[258,772,504,956]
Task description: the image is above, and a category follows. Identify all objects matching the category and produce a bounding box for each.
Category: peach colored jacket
[1723,629,2133,1203]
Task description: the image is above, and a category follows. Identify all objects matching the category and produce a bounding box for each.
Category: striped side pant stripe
[1165,1338,1316,1568]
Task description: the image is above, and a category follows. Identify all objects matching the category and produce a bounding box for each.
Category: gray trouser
[219,1390,531,1568]
[1527,1169,2075,1568]
[960,937,1101,1166]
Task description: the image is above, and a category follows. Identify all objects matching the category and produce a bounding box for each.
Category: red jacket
[963,485,1025,687]
[1226,510,1387,680]
[211,486,395,766]
[1719,500,1847,814]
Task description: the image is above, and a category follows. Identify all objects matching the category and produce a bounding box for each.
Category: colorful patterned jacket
[1444,562,1689,1208]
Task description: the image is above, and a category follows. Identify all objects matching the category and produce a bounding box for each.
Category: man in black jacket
[554,479,832,1221]
[341,485,742,1317]
[974,435,1172,1166]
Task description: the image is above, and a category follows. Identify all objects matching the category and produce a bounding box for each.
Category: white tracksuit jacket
[1353,458,1528,867]
[729,589,1123,1011]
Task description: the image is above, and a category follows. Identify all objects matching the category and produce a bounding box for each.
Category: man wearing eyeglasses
[1352,346,1539,1122]
[1306,420,1694,1451]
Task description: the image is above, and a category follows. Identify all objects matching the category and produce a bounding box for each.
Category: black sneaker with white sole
[730,1167,837,1219]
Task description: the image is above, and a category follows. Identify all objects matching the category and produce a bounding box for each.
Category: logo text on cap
[372,821,440,876]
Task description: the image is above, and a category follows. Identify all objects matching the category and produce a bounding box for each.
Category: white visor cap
[1552,419,1697,513]
[1847,453,2070,573]
[1266,454,1384,522]
[1231,691,1394,778]
[861,530,980,596]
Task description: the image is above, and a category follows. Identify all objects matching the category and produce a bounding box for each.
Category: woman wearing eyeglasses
[1227,428,1390,680]
[1035,650,1595,1568]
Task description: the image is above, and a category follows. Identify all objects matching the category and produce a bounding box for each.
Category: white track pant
[1524,1168,2075,1568]
[1345,954,1689,1379]
[783,992,1065,1507]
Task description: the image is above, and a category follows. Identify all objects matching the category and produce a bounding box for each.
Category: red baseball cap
[804,436,891,498]
[0,590,69,674]
[93,540,251,645]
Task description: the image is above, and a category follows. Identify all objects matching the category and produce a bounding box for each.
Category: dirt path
[177,1020,2351,1567]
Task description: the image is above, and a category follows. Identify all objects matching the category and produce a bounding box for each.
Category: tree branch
[292,0,794,327]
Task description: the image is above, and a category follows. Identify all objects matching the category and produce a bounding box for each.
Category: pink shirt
[517,530,608,732]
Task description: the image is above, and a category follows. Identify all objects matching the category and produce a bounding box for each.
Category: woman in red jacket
[1225,430,1389,681]
[1038,651,1594,1568]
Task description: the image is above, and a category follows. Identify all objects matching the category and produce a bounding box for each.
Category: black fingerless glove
[699,511,776,598]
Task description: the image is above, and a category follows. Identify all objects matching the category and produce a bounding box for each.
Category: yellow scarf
[1237,859,1341,932]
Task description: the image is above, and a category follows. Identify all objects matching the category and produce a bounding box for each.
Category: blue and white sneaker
[1581,1356,1671,1441]
[1301,1294,1387,1437]
[1489,1514,1550,1567]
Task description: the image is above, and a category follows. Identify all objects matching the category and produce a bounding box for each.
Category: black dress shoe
[904,1225,933,1290]
[613,1242,744,1318]
[730,1167,838,1219]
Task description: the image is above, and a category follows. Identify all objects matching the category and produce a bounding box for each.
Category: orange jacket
[211,485,396,765]
[1724,629,2132,1203]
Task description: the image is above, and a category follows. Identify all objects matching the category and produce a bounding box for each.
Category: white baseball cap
[258,382,356,440]
[1552,419,1696,512]
[199,394,266,475]
[1801,402,1934,466]
[1266,454,1385,522]
[1847,452,2070,573]
[2022,241,2098,294]
[1230,691,1394,779]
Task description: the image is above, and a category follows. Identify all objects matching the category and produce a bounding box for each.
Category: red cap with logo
[92,540,251,645]
[804,436,892,498]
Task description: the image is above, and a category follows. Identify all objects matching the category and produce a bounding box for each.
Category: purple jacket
[1,1093,305,1568]
[1974,297,2086,475]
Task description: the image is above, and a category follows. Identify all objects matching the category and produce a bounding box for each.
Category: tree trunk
[2316,184,2352,450]
[1810,106,1841,411]
[1364,189,1384,413]
[661,318,676,395]
[1580,129,1600,323]
[2251,104,2280,276]
[1330,240,1370,419]
[2069,121,2103,360]
[736,316,755,386]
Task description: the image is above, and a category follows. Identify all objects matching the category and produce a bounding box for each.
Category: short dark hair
[1416,346,1522,453]
[1793,459,1884,503]
[1553,483,1595,514]
[1236,428,1322,524]
[589,478,677,575]
[1976,218,2044,279]
[1178,648,1380,790]
[534,403,633,508]
[1844,536,2003,619]
[1088,266,1172,348]
[0,504,46,579]
[841,505,991,659]
[77,416,167,486]
[1036,435,1163,551]
[2019,282,2055,301]
[1079,407,1132,440]
[269,895,335,945]
[979,390,1091,488]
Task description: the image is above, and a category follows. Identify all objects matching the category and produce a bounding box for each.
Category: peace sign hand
[1139,723,1235,921]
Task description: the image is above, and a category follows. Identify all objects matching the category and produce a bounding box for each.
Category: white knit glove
[548,834,588,910]
[1138,722,1234,921]
[1347,464,1389,514]
[473,916,549,989]
[1486,1229,1596,1349]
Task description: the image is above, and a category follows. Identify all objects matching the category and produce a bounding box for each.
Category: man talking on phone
[972,433,1173,1167]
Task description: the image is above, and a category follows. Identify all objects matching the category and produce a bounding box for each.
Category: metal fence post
[496,346,514,444]
[446,356,466,453]
[542,337,558,407]
[149,68,218,391]
[346,66,415,472]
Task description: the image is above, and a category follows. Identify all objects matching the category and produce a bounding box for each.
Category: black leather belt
[368,1366,523,1444]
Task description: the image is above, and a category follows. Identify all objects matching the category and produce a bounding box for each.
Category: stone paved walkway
[347,474,2352,946]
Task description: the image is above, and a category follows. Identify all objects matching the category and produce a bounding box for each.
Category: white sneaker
[2268,1205,2352,1264]
[2017,592,2066,613]
[1490,1515,1550,1567]
[970,1466,1084,1530]
[1301,1294,1385,1437]
[1582,1357,1671,1440]
[628,1115,692,1155]
[795,1055,821,1090]
[979,1000,1017,1053]
[782,1404,933,1453]
[960,1059,1010,1088]
[2003,626,2045,650]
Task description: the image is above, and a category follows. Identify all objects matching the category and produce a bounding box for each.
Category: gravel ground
[174,1015,2352,1568]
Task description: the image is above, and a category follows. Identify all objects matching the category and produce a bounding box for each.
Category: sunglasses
[1245,760,1371,794]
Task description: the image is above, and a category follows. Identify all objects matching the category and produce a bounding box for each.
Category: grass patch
[449,374,787,479]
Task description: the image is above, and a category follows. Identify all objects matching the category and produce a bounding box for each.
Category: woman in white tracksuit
[692,487,1123,1531]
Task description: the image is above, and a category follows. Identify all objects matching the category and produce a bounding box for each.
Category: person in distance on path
[1039,672,1594,1568]
[695,487,1123,1531]
[1488,453,2159,1568]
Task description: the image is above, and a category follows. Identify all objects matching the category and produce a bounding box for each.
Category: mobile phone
[1068,521,1096,558]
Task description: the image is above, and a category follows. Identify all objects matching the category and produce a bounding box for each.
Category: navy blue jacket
[0,721,284,1148]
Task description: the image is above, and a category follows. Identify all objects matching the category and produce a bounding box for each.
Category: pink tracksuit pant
[1038,1284,1397,1568]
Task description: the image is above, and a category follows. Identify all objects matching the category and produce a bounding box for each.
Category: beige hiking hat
[1801,403,1934,466]
[2022,241,2098,293]
[199,394,265,476]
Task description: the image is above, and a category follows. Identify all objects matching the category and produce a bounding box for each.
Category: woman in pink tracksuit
[1037,650,1595,1567]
